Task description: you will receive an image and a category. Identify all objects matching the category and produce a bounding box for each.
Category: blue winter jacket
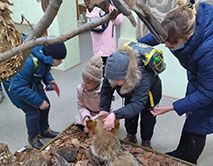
[3,45,54,110]
[138,2,213,135]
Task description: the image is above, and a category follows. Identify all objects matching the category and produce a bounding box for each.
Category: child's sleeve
[43,69,54,85]
[109,5,124,25]
[77,84,91,120]
[12,57,44,108]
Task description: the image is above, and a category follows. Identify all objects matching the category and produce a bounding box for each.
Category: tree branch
[0,10,118,62]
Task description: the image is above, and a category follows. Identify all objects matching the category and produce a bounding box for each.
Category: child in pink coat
[86,4,124,75]
[74,56,103,131]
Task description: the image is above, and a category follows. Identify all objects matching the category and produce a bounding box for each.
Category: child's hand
[39,100,49,110]
[103,113,115,130]
[83,117,90,133]
[84,127,89,133]
[83,116,90,126]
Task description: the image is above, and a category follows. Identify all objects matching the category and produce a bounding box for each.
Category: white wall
[10,0,80,71]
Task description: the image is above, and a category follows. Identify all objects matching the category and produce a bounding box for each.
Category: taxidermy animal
[86,116,142,166]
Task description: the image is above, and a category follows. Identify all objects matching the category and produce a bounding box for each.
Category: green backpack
[124,41,166,75]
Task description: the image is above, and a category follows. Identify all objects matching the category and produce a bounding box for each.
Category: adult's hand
[103,112,115,130]
[39,100,49,110]
[151,105,174,116]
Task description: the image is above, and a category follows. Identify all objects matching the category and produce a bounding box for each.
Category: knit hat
[43,42,67,60]
[105,51,129,80]
[82,56,103,83]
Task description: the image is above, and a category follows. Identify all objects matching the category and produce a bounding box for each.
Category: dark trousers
[0,83,2,91]
[23,106,50,137]
[167,130,206,164]
[124,108,156,141]
[101,56,108,77]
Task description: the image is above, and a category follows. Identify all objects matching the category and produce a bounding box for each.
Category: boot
[142,140,152,149]
[40,128,60,138]
[0,91,5,103]
[28,135,44,150]
[124,134,137,143]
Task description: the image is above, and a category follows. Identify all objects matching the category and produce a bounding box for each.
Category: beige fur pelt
[86,117,142,166]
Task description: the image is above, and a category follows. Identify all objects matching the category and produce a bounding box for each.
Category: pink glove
[103,113,116,130]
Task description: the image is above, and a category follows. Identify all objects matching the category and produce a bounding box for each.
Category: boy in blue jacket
[3,42,67,150]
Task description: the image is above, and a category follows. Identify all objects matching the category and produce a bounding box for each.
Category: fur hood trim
[111,46,141,94]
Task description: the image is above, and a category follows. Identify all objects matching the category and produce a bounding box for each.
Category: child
[74,56,103,131]
[3,42,67,150]
[86,4,124,76]
[100,43,163,148]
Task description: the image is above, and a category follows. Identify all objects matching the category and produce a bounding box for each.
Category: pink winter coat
[74,83,101,125]
[86,6,124,57]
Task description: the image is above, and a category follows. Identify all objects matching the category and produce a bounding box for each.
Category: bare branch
[0,10,118,62]
[25,0,62,42]
[17,15,34,30]
[0,0,62,82]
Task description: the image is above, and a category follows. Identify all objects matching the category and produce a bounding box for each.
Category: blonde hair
[162,0,198,44]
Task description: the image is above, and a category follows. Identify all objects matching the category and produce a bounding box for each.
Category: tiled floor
[0,31,213,166]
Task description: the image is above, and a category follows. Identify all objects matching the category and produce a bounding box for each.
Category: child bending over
[74,56,103,131]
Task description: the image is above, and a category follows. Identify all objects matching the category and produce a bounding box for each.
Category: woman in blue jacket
[3,42,67,150]
[138,0,213,164]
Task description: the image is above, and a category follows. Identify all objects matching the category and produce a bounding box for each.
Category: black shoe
[28,135,44,150]
[40,128,60,138]
[142,140,152,149]
[124,134,137,143]
[166,150,183,158]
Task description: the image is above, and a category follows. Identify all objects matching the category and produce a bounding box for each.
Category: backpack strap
[148,91,154,108]
[7,54,39,92]
[30,54,39,70]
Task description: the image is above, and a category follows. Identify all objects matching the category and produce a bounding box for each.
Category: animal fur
[86,117,142,166]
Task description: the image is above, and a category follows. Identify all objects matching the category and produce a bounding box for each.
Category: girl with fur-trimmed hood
[99,45,162,148]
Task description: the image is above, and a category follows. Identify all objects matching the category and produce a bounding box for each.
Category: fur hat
[82,56,103,83]
[43,42,67,60]
[105,51,129,80]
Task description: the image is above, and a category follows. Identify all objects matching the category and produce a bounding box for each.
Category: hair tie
[89,77,93,81]
[188,0,195,9]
